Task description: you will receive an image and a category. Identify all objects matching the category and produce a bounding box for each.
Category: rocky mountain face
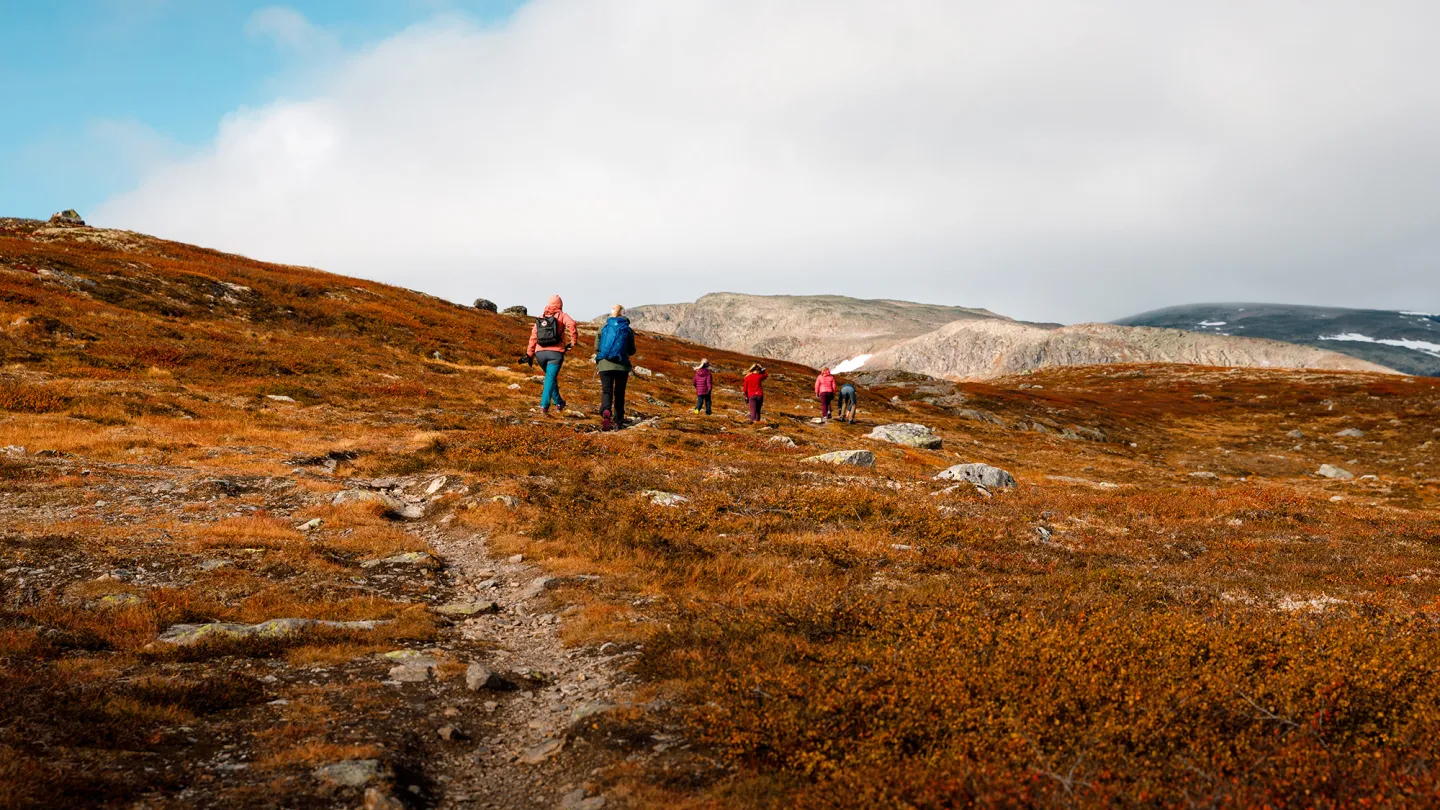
[1115,304,1440,377]
[625,293,1393,379]
[621,292,1013,369]
[870,320,1393,380]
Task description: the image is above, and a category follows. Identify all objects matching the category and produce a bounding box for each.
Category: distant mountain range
[1113,304,1440,377]
[621,293,1394,379]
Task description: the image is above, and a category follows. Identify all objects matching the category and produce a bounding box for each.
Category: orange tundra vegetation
[1,216,1440,808]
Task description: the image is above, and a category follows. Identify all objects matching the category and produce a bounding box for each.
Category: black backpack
[535,315,563,347]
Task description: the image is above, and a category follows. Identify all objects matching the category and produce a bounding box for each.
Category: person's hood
[543,295,564,317]
[607,315,630,326]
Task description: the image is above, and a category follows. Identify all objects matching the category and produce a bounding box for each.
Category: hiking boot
[601,409,613,431]
[542,407,552,417]
[555,397,567,412]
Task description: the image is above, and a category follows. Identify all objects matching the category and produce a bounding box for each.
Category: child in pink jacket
[693,359,714,415]
[815,367,837,420]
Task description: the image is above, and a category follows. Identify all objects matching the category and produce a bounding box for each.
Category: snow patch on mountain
[833,354,873,373]
[1319,333,1440,357]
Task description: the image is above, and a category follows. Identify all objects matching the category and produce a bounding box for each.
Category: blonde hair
[611,304,624,317]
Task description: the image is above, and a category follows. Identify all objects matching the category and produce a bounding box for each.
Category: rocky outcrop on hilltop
[622,292,1009,369]
[868,320,1394,380]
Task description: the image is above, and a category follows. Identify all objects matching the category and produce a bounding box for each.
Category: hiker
[693,359,713,415]
[838,382,858,423]
[526,294,579,415]
[742,363,768,422]
[815,367,837,420]
[594,304,636,431]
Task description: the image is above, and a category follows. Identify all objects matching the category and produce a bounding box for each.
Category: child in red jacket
[742,363,768,422]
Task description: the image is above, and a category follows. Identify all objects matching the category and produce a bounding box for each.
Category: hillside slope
[870,319,1395,379]
[3,218,1440,809]
[1115,303,1440,377]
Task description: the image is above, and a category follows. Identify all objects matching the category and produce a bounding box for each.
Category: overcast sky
[72,0,1440,322]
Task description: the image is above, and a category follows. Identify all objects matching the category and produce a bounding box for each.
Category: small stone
[519,737,565,765]
[426,476,448,495]
[198,559,231,572]
[769,435,797,447]
[437,724,467,742]
[1317,464,1354,480]
[642,490,688,507]
[559,788,607,810]
[508,554,525,564]
[1,445,24,455]
[97,593,142,608]
[1287,429,1305,439]
[1188,471,1219,481]
[296,518,323,531]
[632,366,654,378]
[490,495,519,508]
[266,394,297,403]
[314,759,380,787]
[364,787,406,810]
[1334,428,1366,438]
[466,663,512,691]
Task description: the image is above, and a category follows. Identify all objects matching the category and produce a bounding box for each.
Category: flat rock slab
[158,618,387,645]
[867,423,943,449]
[1318,464,1355,480]
[313,759,381,787]
[804,450,876,468]
[518,737,565,765]
[935,463,1017,489]
[361,551,433,569]
[434,601,500,617]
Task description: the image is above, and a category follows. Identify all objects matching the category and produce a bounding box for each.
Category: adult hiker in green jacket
[594,304,637,430]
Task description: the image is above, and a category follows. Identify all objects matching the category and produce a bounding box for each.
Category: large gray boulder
[936,463,1017,488]
[804,450,876,468]
[473,298,498,313]
[867,423,943,450]
[501,305,529,317]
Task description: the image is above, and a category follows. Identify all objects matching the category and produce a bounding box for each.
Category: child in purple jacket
[692,359,713,415]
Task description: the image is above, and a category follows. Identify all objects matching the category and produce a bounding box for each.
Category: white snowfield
[1319,333,1440,358]
[832,353,873,373]
[1197,321,1227,327]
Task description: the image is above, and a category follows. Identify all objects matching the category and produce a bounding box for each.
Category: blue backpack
[596,317,633,363]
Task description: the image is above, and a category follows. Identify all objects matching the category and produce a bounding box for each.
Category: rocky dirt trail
[421,522,631,810]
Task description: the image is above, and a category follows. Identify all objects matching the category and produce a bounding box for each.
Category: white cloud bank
[95,0,1440,321]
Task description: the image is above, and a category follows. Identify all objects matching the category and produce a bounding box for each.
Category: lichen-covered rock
[867,423,943,450]
[434,600,499,617]
[49,209,85,226]
[1334,428,1366,438]
[501,305,529,316]
[473,298,498,313]
[804,450,876,468]
[157,618,387,645]
[1317,464,1354,480]
[935,463,1017,488]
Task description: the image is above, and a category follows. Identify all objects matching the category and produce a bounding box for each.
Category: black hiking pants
[600,369,629,427]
